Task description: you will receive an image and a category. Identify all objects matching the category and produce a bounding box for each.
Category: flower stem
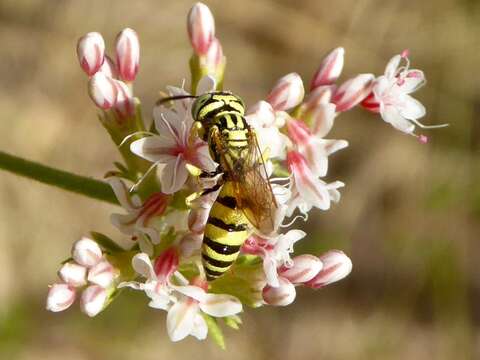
[0,150,118,205]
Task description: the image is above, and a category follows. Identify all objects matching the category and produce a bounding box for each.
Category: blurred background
[0,0,479,358]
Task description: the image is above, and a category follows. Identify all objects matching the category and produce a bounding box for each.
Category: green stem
[0,150,118,205]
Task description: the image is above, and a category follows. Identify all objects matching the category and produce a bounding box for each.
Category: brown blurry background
[0,0,479,359]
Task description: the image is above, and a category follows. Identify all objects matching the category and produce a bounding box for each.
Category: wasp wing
[230,128,278,235]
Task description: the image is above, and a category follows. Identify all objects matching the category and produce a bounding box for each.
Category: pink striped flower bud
[305,250,352,289]
[58,262,87,287]
[310,47,344,90]
[87,260,117,288]
[115,28,140,82]
[154,247,179,282]
[88,72,118,110]
[360,92,380,113]
[204,37,224,69]
[80,285,107,317]
[262,277,296,306]
[98,55,118,79]
[266,73,305,111]
[332,74,374,112]
[46,283,76,312]
[187,2,215,55]
[303,86,333,113]
[77,32,105,76]
[278,254,323,284]
[247,101,276,127]
[113,80,135,118]
[72,237,102,268]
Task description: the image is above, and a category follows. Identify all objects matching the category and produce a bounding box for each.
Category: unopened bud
[332,74,374,112]
[72,237,102,268]
[310,47,344,90]
[305,250,352,289]
[58,262,87,287]
[360,92,380,113]
[113,80,135,118]
[46,283,76,312]
[303,86,333,113]
[204,37,224,70]
[187,2,215,55]
[262,277,296,306]
[154,247,179,282]
[77,32,105,76]
[88,72,118,110]
[279,254,323,284]
[115,28,140,82]
[98,55,118,79]
[87,260,117,288]
[266,73,305,111]
[80,285,107,317]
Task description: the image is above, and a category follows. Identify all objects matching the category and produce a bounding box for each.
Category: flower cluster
[46,2,444,347]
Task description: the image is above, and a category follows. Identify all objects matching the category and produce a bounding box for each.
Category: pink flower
[286,118,348,177]
[88,72,118,110]
[332,74,374,112]
[77,32,105,76]
[305,250,352,289]
[112,79,135,118]
[266,73,305,111]
[286,150,344,214]
[187,2,215,56]
[115,28,140,82]
[278,254,323,284]
[80,285,108,317]
[46,284,76,312]
[310,47,344,90]
[108,177,169,254]
[130,87,217,193]
[262,277,296,306]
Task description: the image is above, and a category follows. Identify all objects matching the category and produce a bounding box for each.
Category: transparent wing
[230,129,277,235]
[210,127,277,235]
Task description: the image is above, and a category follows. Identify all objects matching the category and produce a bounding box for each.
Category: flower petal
[167,301,198,342]
[172,285,207,302]
[381,105,415,134]
[199,294,243,317]
[190,313,208,340]
[131,253,156,279]
[398,94,426,120]
[197,75,217,94]
[160,157,189,194]
[130,136,176,163]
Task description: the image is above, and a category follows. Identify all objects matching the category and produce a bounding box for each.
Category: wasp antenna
[155,95,198,106]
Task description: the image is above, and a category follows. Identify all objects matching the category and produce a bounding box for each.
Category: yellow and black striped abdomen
[202,182,250,280]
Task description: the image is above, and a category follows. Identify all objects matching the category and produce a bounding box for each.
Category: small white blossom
[130,87,217,193]
[46,283,76,312]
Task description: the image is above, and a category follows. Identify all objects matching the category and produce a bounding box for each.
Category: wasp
[158,91,277,280]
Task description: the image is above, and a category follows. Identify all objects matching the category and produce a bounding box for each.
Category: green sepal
[90,231,125,253]
[223,315,242,330]
[203,314,226,350]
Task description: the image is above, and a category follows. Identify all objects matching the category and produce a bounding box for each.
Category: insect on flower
[158,91,278,281]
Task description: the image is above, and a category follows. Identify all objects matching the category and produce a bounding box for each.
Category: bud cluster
[47,237,118,317]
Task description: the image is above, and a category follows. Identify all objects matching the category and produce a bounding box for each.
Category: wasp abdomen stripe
[203,236,241,255]
[202,253,232,268]
[216,196,237,209]
[207,217,247,232]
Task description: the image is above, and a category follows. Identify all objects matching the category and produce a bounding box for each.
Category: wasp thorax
[191,91,245,122]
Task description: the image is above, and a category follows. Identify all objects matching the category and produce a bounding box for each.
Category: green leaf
[203,314,226,350]
[90,231,124,252]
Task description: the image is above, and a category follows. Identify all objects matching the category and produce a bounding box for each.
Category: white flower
[72,237,103,267]
[167,281,242,342]
[130,86,217,194]
[80,285,108,317]
[305,250,353,289]
[119,250,179,310]
[266,73,305,111]
[108,177,169,255]
[369,52,447,134]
